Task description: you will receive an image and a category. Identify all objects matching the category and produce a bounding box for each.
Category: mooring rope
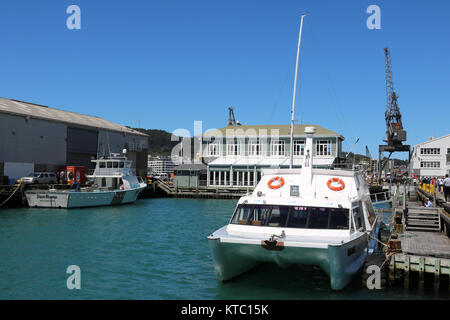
[0,182,22,208]
[369,233,389,248]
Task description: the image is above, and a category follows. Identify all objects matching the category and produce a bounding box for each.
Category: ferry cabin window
[107,162,112,168]
[328,208,349,230]
[231,205,254,225]
[287,206,308,228]
[231,205,349,229]
[267,206,289,227]
[352,204,365,231]
[363,200,376,226]
[308,207,329,229]
[99,162,106,168]
[113,162,119,168]
[119,162,125,168]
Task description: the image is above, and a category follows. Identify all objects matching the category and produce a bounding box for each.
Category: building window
[420,148,440,155]
[420,161,440,168]
[207,142,220,156]
[248,140,261,156]
[227,142,241,156]
[271,140,285,156]
[316,140,331,156]
[293,140,305,156]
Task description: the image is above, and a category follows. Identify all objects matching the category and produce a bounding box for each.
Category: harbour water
[0,198,447,300]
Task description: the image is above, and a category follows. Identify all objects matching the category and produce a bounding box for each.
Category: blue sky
[1,0,449,159]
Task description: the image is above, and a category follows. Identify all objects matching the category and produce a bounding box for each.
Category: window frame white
[420,161,441,168]
[316,139,332,156]
[227,142,241,156]
[207,142,220,157]
[248,140,261,156]
[270,140,285,157]
[420,148,440,155]
[293,140,305,156]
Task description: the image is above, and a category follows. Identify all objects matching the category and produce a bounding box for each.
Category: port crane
[227,107,242,126]
[378,48,410,182]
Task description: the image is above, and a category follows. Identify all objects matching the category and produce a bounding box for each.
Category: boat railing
[93,168,132,176]
[370,190,391,203]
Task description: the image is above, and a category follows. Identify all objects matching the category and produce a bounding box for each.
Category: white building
[411,134,450,177]
[147,156,176,175]
[202,124,344,188]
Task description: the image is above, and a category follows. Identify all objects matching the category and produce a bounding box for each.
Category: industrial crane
[378,48,410,183]
[227,107,241,126]
[384,48,406,145]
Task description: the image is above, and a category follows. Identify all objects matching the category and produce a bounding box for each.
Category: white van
[20,172,57,184]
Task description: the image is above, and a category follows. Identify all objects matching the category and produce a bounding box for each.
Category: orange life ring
[327,177,345,191]
[268,176,285,189]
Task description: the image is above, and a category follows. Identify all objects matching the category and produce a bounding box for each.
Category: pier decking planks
[383,186,450,291]
[399,231,450,259]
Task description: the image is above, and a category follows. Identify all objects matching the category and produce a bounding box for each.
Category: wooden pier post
[404,255,410,289]
[434,259,440,293]
[389,255,395,283]
[418,257,425,291]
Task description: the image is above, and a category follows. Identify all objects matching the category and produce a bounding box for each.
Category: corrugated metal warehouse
[0,98,148,183]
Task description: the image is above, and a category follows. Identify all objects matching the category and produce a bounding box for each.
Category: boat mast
[289,14,306,169]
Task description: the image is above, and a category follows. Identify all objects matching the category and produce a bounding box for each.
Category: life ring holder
[327,178,345,191]
[268,176,285,190]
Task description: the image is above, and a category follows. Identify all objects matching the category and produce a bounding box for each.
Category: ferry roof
[203,124,344,139]
[0,98,147,137]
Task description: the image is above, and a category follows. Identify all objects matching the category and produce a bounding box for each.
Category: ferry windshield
[231,204,349,230]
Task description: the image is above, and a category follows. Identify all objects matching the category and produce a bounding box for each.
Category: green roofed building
[201,124,344,188]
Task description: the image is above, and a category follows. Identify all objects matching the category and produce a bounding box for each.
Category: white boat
[207,16,377,290]
[25,151,146,208]
[207,127,378,290]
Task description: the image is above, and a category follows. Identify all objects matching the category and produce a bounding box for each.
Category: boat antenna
[289,14,307,169]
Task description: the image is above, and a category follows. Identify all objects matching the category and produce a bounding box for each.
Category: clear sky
[1,0,449,159]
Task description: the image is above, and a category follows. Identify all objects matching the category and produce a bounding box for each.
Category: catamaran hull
[25,187,145,208]
[208,232,368,291]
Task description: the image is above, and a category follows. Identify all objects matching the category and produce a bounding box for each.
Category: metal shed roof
[0,98,147,137]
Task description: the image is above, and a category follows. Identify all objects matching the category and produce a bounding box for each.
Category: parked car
[19,172,57,184]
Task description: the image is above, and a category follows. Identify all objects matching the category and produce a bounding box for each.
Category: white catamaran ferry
[208,16,377,290]
[207,127,378,290]
[25,151,146,208]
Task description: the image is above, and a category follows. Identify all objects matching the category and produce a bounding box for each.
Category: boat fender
[267,176,285,190]
[327,178,345,191]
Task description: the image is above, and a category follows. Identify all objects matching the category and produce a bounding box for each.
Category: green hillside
[131,128,180,156]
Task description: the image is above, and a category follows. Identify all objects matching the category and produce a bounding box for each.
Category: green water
[0,198,447,299]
